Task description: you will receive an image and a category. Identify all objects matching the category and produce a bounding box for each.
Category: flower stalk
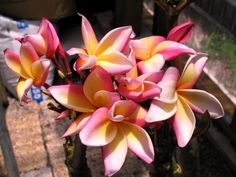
[64,135,91,177]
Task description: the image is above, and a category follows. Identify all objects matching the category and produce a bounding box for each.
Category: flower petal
[109,100,137,122]
[118,84,143,100]
[83,66,114,104]
[102,128,127,177]
[67,47,87,55]
[167,21,194,43]
[130,36,165,60]
[122,122,154,163]
[62,113,91,137]
[126,46,138,78]
[177,53,208,89]
[153,41,196,60]
[23,34,47,56]
[38,18,48,37]
[118,77,143,99]
[38,18,59,57]
[145,99,177,122]
[73,53,97,71]
[126,105,147,127]
[143,71,164,83]
[31,59,51,86]
[136,81,162,102]
[156,67,179,103]
[96,26,133,56]
[16,78,33,103]
[45,20,60,57]
[178,89,224,118]
[48,84,95,112]
[4,49,29,78]
[97,51,133,75]
[56,109,71,120]
[20,42,39,77]
[79,14,98,55]
[137,54,165,73]
[172,98,196,147]
[80,108,118,146]
[94,90,120,108]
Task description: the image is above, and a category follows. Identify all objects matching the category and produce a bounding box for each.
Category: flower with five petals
[80,100,153,176]
[48,66,121,137]
[117,48,163,102]
[67,14,133,75]
[129,23,196,74]
[4,42,51,102]
[145,53,224,147]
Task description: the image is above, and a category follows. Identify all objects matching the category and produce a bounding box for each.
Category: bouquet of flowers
[3,14,224,176]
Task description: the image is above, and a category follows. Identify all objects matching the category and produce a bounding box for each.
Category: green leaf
[172,156,182,177]
[192,111,211,138]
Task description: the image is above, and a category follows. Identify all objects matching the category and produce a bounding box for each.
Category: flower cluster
[4,14,224,176]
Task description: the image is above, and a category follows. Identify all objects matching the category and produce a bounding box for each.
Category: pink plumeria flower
[19,18,59,59]
[80,100,153,176]
[129,32,196,74]
[117,48,163,102]
[48,66,120,137]
[145,53,224,147]
[167,21,194,43]
[67,14,133,75]
[4,42,51,103]
[117,72,163,102]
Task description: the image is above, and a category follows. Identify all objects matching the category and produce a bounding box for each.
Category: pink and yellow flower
[48,66,120,136]
[129,24,196,73]
[18,18,59,59]
[4,42,51,102]
[79,100,153,176]
[67,14,133,75]
[145,53,224,147]
[117,48,163,102]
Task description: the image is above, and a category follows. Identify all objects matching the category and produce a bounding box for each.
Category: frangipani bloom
[48,67,120,136]
[19,18,59,59]
[145,53,224,147]
[67,14,133,75]
[4,42,51,102]
[129,27,196,74]
[80,100,153,176]
[117,48,163,102]
[167,21,194,43]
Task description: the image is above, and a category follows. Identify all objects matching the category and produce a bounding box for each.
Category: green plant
[202,32,236,74]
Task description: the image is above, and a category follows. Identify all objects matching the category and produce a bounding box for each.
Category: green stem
[150,124,176,177]
[51,55,71,84]
[64,135,91,177]
[57,43,72,78]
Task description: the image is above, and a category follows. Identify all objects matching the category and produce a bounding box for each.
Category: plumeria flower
[145,53,224,147]
[67,14,133,75]
[18,18,59,59]
[117,48,163,102]
[80,100,153,176]
[129,24,196,74]
[48,66,121,136]
[167,21,194,43]
[4,42,51,103]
